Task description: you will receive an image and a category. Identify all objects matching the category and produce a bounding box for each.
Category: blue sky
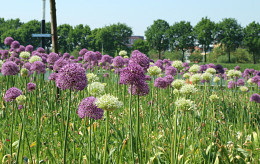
[1,0,260,36]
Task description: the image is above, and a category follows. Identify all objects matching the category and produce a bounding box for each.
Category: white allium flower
[16,95,26,105]
[87,82,105,97]
[175,98,196,111]
[247,78,252,85]
[234,70,242,77]
[172,60,183,70]
[173,89,179,95]
[147,66,161,76]
[206,68,216,74]
[209,94,219,102]
[123,56,129,58]
[20,51,31,59]
[29,56,42,63]
[189,64,200,73]
[239,86,248,92]
[171,79,185,90]
[95,94,123,111]
[119,50,127,56]
[190,74,202,84]
[213,76,220,83]
[202,72,213,81]
[179,84,197,95]
[227,69,241,78]
[87,73,99,83]
[183,73,191,79]
[0,60,3,69]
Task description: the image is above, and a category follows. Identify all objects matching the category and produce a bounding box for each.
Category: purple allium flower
[257,72,260,76]
[18,105,23,110]
[4,37,14,45]
[25,45,34,52]
[235,66,240,71]
[228,80,236,89]
[165,66,177,76]
[207,63,215,69]
[251,76,260,84]
[164,75,174,85]
[103,73,109,78]
[37,47,45,53]
[77,97,104,120]
[41,56,47,63]
[249,69,255,74]
[154,77,168,89]
[18,45,25,52]
[215,64,224,74]
[4,87,22,102]
[31,61,46,74]
[199,65,207,72]
[79,48,88,56]
[123,58,129,65]
[14,58,21,65]
[113,56,124,68]
[145,75,151,81]
[95,51,102,60]
[69,56,75,60]
[183,62,189,68]
[250,93,260,103]
[84,51,97,62]
[56,63,87,91]
[48,72,57,81]
[47,52,59,65]
[24,62,31,70]
[128,82,149,96]
[53,58,69,72]
[154,60,164,70]
[78,56,83,61]
[129,50,150,71]
[1,50,9,60]
[63,53,70,59]
[1,61,19,75]
[101,55,113,64]
[237,79,245,86]
[27,82,36,92]
[11,41,20,49]
[119,62,145,86]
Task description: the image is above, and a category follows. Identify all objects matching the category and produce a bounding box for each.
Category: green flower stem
[103,111,109,164]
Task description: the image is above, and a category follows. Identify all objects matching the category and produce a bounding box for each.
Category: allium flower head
[180,84,197,96]
[56,63,87,91]
[0,60,3,69]
[235,66,240,70]
[4,37,14,45]
[215,64,224,74]
[20,51,31,59]
[175,98,196,111]
[228,80,236,89]
[25,45,33,52]
[171,79,185,90]
[5,87,22,102]
[95,51,102,60]
[247,78,253,85]
[11,41,20,49]
[47,52,59,65]
[154,77,168,89]
[20,68,29,77]
[31,61,46,74]
[189,64,200,73]
[183,73,191,79]
[113,56,124,68]
[164,75,174,85]
[48,72,57,81]
[84,51,97,62]
[101,55,113,64]
[213,76,220,83]
[78,97,104,120]
[251,76,260,84]
[209,94,219,102]
[53,58,69,71]
[129,82,149,96]
[190,74,202,84]
[202,72,213,81]
[237,79,245,86]
[147,66,161,76]
[1,61,19,75]
[239,86,249,92]
[63,53,70,59]
[29,56,42,63]
[16,95,26,105]
[87,82,106,97]
[27,82,36,92]
[165,66,177,76]
[119,50,127,56]
[79,48,88,56]
[87,73,99,84]
[95,94,123,111]
[145,75,151,81]
[200,65,207,72]
[173,89,179,95]
[206,68,216,74]
[129,50,150,71]
[37,47,45,53]
[172,60,183,70]
[250,93,260,103]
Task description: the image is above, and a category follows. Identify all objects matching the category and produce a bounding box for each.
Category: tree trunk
[50,0,60,99]
[158,48,161,59]
[228,48,231,63]
[182,50,185,62]
[204,46,207,63]
[253,52,256,64]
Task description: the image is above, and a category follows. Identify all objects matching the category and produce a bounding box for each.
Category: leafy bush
[189,51,203,63]
[232,48,252,63]
[217,55,236,63]
[163,50,182,61]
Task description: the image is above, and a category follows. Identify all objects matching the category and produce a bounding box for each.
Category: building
[126,36,144,48]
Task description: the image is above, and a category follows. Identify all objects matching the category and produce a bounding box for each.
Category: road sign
[32,34,51,37]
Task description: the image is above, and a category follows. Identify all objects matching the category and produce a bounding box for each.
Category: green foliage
[145,19,170,59]
[232,48,252,63]
[164,50,183,61]
[217,55,236,63]
[131,39,149,54]
[189,51,203,63]
[58,24,73,53]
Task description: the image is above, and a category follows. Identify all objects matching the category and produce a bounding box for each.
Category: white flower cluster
[147,66,162,76]
[171,79,185,90]
[189,64,200,73]
[202,72,213,81]
[20,51,31,59]
[175,98,196,111]
[206,68,216,74]
[119,50,127,56]
[0,60,3,69]
[179,84,197,96]
[95,94,123,111]
[183,73,191,79]
[172,60,183,70]
[190,74,202,84]
[239,86,248,92]
[87,82,106,97]
[16,95,26,105]
[209,94,219,102]
[29,56,42,63]
[227,70,242,78]
[87,73,99,83]
[213,76,220,83]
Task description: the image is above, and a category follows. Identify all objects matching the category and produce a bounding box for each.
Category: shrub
[189,51,203,63]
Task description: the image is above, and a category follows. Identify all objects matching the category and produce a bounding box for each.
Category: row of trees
[0,18,132,55]
[1,17,260,64]
[145,18,260,64]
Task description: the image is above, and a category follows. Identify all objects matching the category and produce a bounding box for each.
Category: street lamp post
[41,0,46,49]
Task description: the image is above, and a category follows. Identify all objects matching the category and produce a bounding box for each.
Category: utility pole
[50,0,59,53]
[41,0,46,49]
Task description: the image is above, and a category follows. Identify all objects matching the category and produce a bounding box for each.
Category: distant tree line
[1,17,260,64]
